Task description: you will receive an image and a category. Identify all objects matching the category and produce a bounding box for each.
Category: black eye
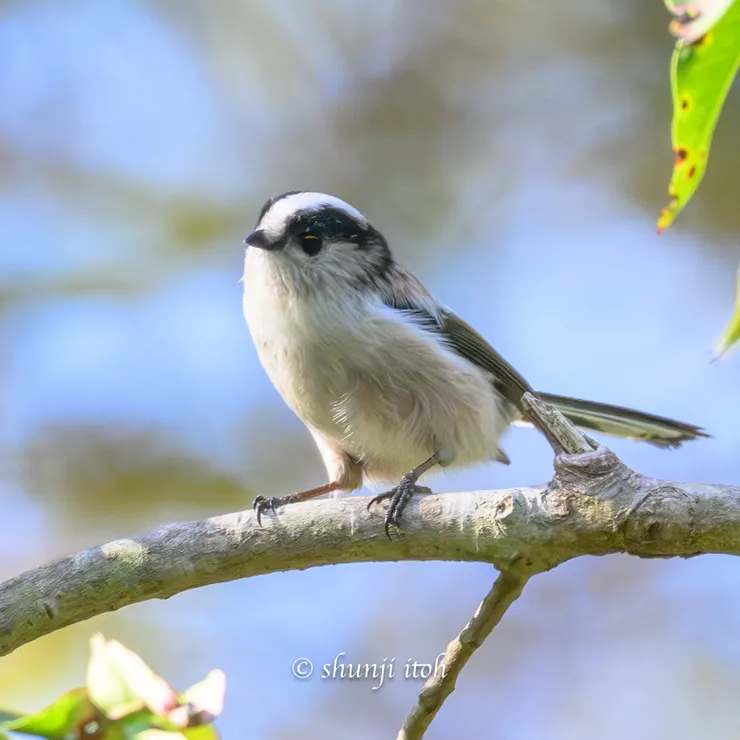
[299,233,323,256]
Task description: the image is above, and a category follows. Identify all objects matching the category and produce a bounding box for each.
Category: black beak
[243,229,277,250]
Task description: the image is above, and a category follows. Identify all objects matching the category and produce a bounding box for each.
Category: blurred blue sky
[1,1,740,738]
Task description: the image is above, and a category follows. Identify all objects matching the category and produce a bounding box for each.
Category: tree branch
[398,569,530,739]
[1,444,735,658]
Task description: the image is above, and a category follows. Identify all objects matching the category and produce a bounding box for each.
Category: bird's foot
[366,484,432,510]
[367,479,432,539]
[253,494,303,526]
[252,481,340,526]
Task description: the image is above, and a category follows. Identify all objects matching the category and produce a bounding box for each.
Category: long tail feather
[522,393,710,449]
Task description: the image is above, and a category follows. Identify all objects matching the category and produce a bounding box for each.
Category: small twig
[521,392,593,455]
[397,569,530,740]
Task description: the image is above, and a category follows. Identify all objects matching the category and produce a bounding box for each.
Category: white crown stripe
[259,192,367,237]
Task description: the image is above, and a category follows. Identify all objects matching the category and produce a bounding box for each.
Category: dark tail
[532,393,710,449]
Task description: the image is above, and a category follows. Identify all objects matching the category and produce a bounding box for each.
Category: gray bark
[0,442,735,657]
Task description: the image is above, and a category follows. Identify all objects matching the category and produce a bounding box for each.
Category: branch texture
[0,442,736,656]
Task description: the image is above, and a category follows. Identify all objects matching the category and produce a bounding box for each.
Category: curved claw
[383,509,400,540]
[366,491,395,512]
[365,489,403,539]
[367,483,434,539]
[384,489,406,540]
[252,495,278,527]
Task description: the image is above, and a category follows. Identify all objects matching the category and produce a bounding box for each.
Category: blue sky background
[1,1,740,738]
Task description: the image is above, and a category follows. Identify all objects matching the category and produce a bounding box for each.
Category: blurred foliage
[714,266,740,356]
[20,425,250,537]
[0,689,94,739]
[0,635,224,740]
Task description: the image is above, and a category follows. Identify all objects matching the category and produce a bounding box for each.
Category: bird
[241,191,709,537]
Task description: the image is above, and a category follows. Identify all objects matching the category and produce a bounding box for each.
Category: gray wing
[379,268,534,409]
[435,310,534,409]
[378,267,709,449]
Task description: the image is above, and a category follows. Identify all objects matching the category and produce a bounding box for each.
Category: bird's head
[244,191,392,292]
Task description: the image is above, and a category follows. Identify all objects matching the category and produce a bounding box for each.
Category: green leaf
[658,0,740,232]
[713,265,740,356]
[106,709,162,739]
[182,725,220,740]
[99,723,127,740]
[131,726,220,740]
[0,688,96,739]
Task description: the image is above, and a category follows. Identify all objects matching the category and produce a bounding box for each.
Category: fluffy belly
[247,284,512,486]
[314,349,511,485]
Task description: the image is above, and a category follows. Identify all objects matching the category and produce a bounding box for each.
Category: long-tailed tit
[242,191,709,537]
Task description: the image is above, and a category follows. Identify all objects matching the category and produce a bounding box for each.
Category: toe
[253,495,277,526]
[367,489,396,511]
[383,511,399,539]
